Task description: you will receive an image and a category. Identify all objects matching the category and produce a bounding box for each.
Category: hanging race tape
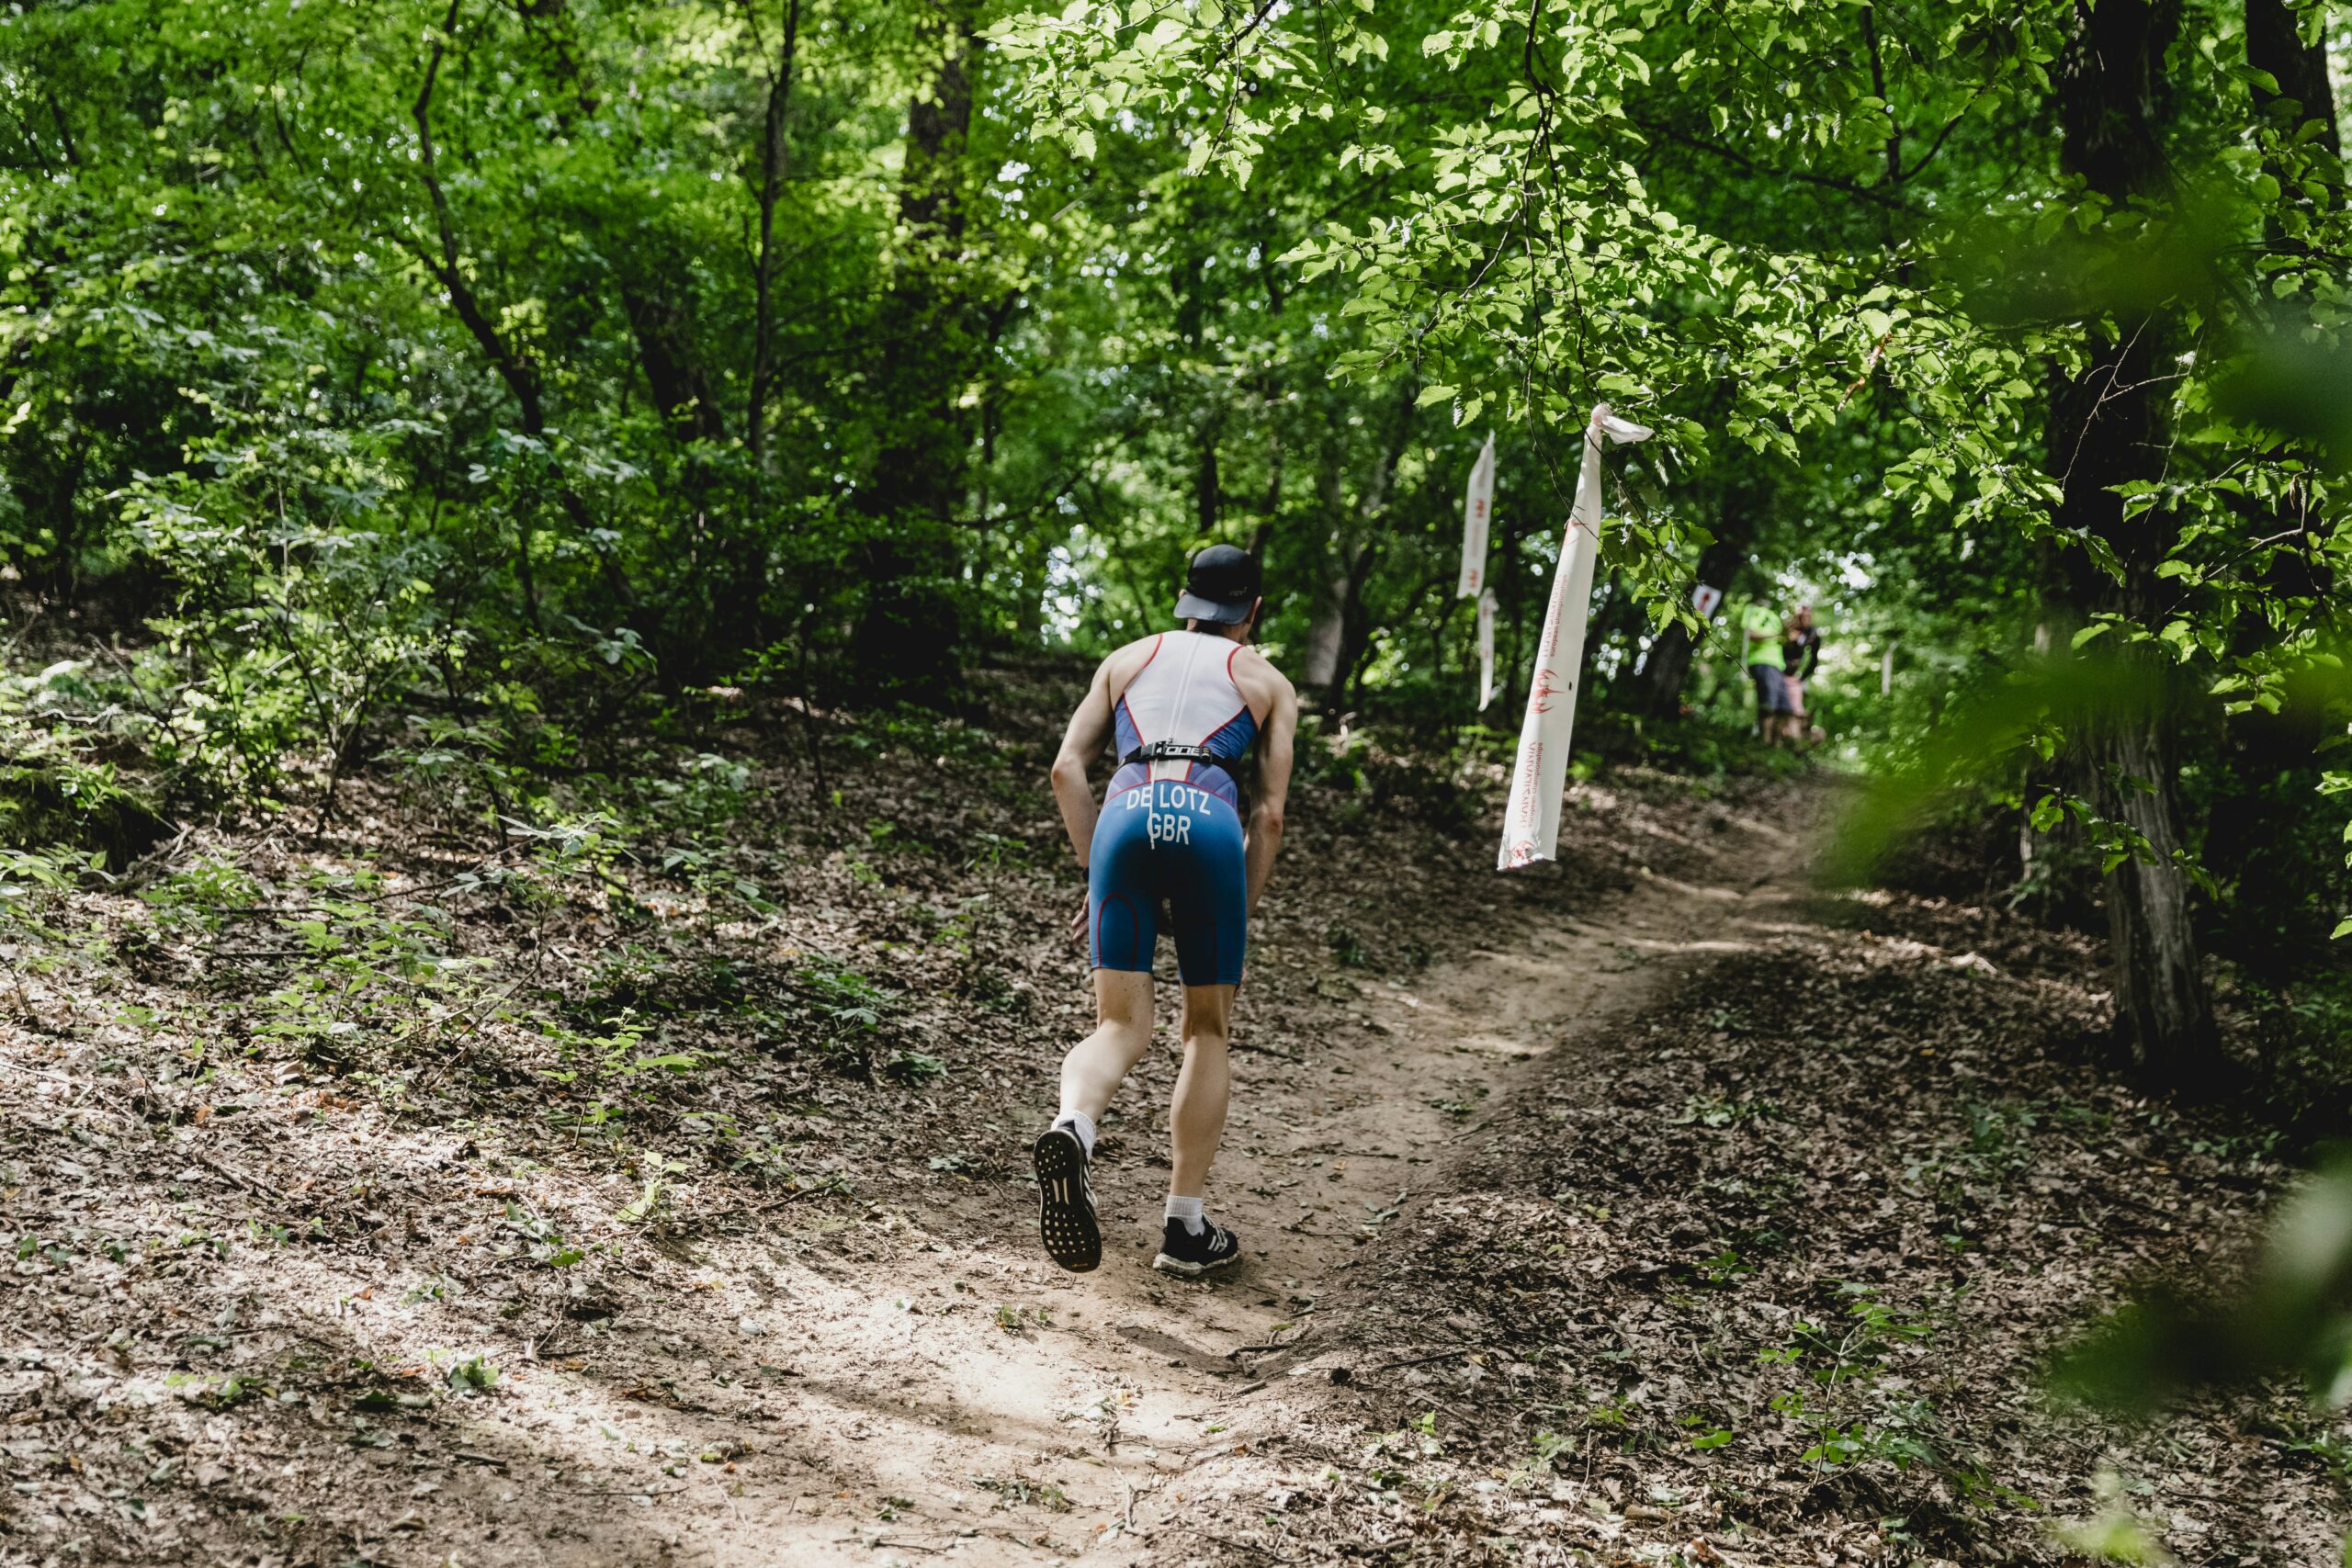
[1457,433,1496,600]
[1476,587,1498,712]
[1498,403,1654,871]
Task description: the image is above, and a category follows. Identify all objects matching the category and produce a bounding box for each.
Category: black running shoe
[1033,1125,1101,1272]
[1151,1217,1241,1278]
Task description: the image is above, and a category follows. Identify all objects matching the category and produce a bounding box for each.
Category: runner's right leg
[1153,982,1243,1276]
[1168,983,1233,1200]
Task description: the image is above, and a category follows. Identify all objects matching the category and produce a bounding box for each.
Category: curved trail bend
[715,793,1817,1565]
[10,718,2320,1565]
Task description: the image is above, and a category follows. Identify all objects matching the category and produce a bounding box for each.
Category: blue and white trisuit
[1089,630,1261,987]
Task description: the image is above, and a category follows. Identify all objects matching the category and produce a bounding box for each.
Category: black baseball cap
[1174,544,1262,626]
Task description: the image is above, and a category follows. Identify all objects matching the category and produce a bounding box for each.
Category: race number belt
[1121,739,1247,801]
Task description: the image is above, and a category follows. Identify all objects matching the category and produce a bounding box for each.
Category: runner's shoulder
[1098,634,1165,687]
[1230,646,1295,706]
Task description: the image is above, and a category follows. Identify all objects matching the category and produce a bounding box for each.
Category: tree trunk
[2245,0,2339,154]
[2094,691,2214,1082]
[1636,479,1761,718]
[748,0,803,468]
[1299,537,1354,694]
[1196,433,1220,536]
[1301,382,1414,705]
[9,416,87,604]
[619,283,724,443]
[1302,531,1385,705]
[853,2,979,688]
[1300,433,1354,693]
[413,0,636,622]
[1245,369,1283,561]
[2048,0,2219,1089]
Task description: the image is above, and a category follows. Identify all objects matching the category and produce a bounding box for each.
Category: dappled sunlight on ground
[10,679,2303,1565]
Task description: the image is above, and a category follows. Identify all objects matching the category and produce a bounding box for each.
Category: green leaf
[1417,385,1457,408]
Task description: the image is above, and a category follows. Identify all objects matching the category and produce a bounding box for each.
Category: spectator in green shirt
[1738,599,1794,745]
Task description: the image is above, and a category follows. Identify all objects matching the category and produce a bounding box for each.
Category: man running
[1032,544,1298,1277]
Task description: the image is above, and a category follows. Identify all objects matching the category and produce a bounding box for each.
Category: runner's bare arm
[1050,657,1116,871]
[1244,675,1297,915]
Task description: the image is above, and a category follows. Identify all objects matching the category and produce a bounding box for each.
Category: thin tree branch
[1623,114,1908,209]
[1861,6,1900,187]
[748,0,804,466]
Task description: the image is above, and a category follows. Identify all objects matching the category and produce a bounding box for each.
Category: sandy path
[637,800,1813,1566]
[0,750,1818,1568]
[20,759,2312,1567]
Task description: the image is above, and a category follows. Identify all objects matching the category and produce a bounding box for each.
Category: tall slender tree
[854,1,985,685]
[2045,0,2219,1088]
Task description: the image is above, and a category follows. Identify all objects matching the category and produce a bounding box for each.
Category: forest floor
[0,658,2342,1567]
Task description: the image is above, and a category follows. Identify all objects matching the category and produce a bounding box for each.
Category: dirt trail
[8,728,2317,1566]
[4,672,1833,1568]
[676,796,1815,1566]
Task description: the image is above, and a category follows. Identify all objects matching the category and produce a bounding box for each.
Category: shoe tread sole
[1033,1130,1101,1273]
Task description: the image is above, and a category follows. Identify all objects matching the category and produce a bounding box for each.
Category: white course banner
[1456,433,1496,599]
[1498,403,1654,871]
[1476,587,1498,712]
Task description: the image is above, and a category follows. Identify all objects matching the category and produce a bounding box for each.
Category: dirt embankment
[1162,860,2333,1566]
[0,666,2324,1567]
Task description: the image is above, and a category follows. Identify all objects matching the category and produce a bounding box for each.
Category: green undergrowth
[0,660,172,868]
[1294,699,1803,846]
[0,635,1806,1228]
[0,653,1114,1234]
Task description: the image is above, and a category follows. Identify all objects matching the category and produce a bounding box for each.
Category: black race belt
[1122,740,1246,795]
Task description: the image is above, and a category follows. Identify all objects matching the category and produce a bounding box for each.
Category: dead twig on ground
[1373,1345,1484,1371]
[1228,1328,1312,1357]
[187,1149,270,1195]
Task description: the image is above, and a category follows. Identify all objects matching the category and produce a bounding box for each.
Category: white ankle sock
[1053,1111,1097,1157]
[1165,1195,1204,1235]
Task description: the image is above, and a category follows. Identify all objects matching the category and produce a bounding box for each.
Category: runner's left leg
[1169,983,1234,1199]
[1037,968,1153,1272]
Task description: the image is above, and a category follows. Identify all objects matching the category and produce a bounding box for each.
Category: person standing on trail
[1034,545,1299,1278]
[1739,597,1793,745]
[1781,604,1823,748]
